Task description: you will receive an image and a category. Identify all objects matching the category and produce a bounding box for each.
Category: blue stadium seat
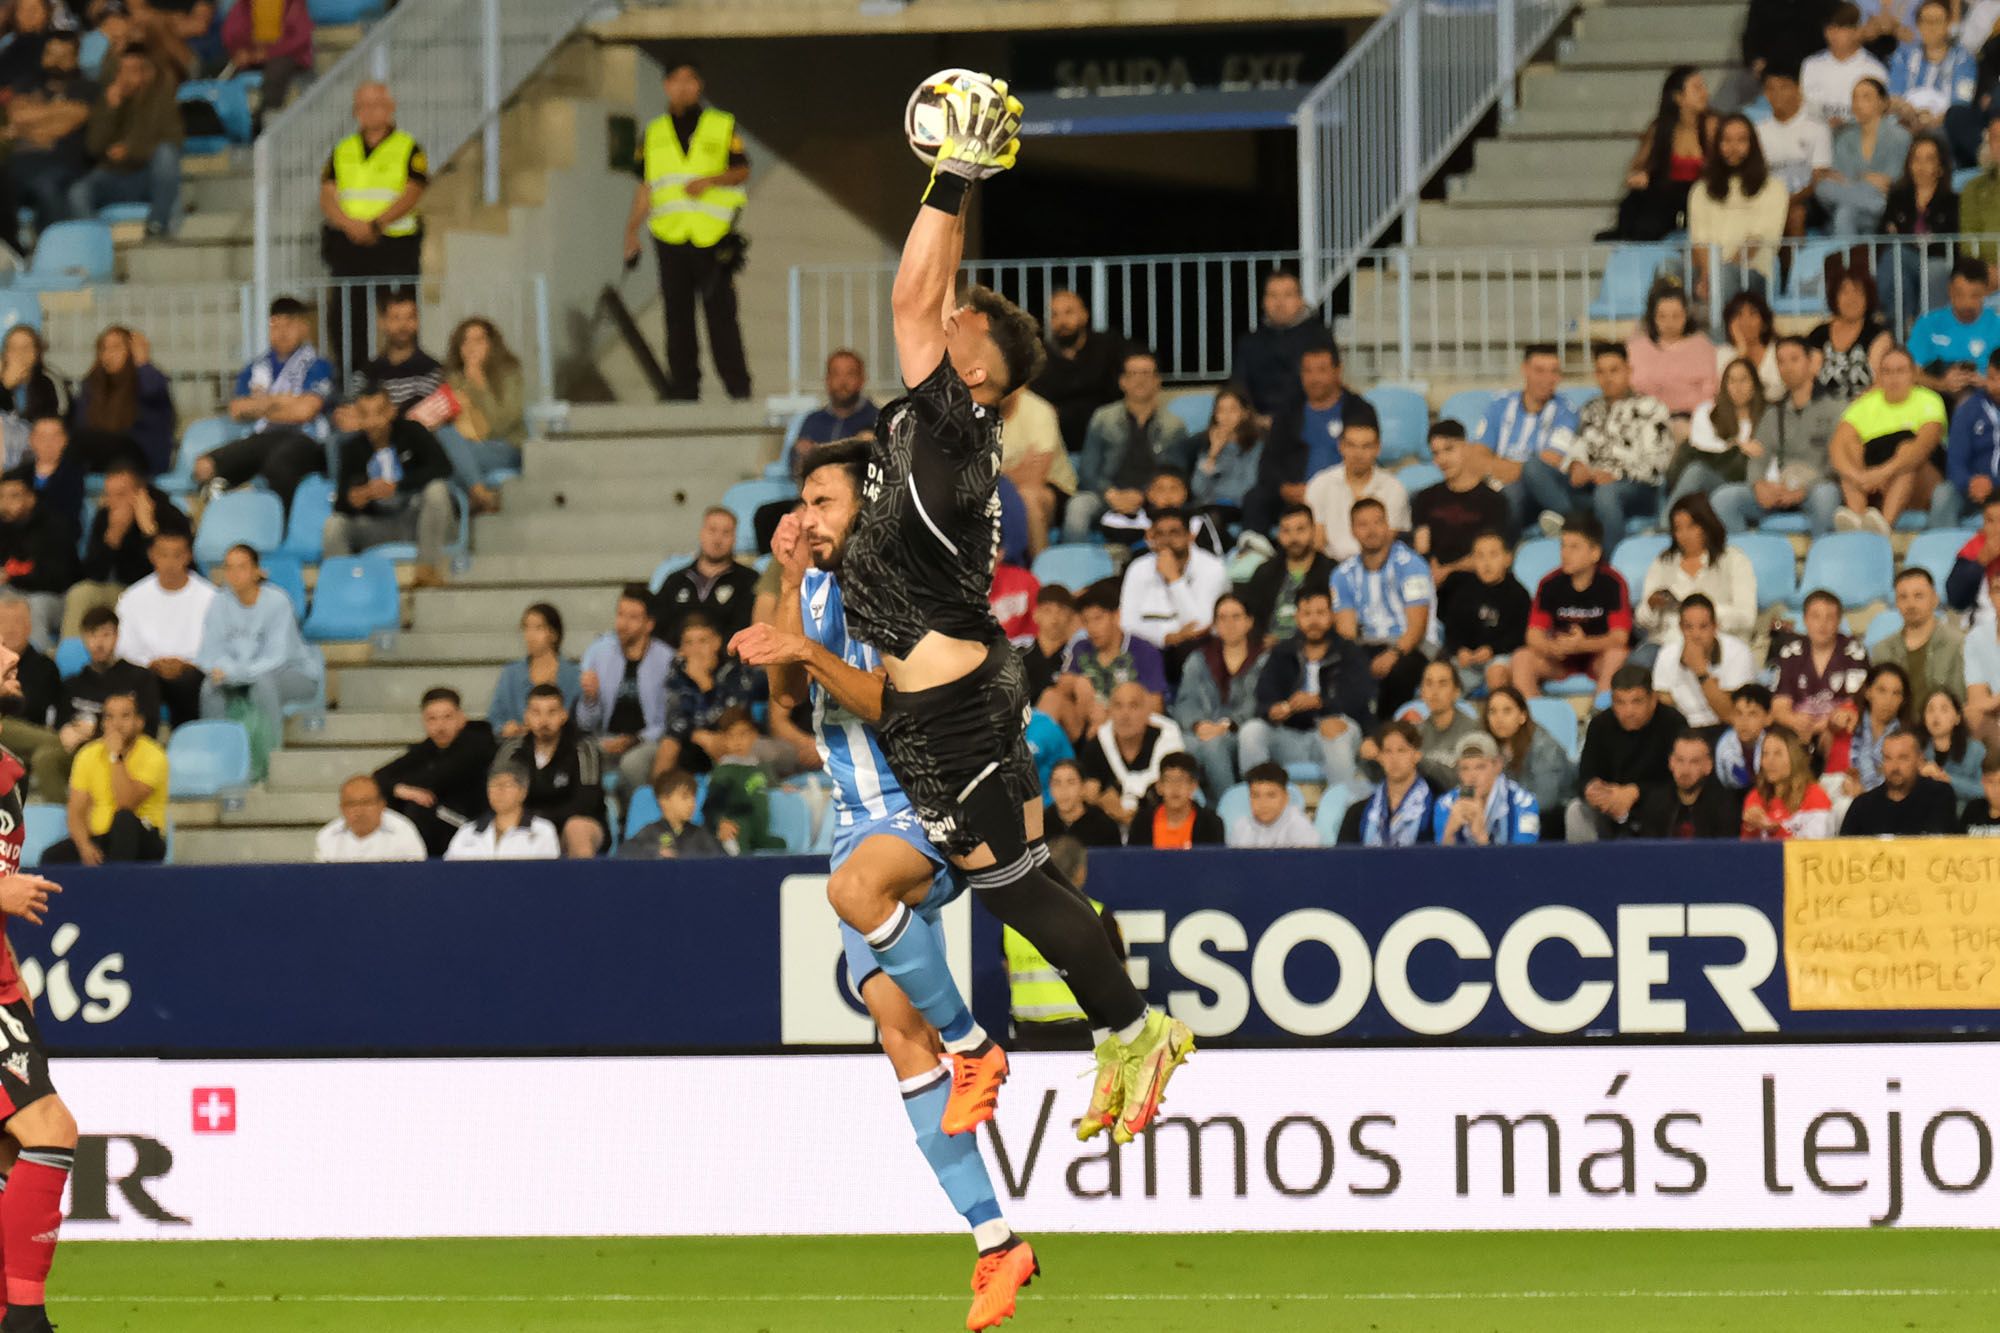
[278,474,335,563]
[167,720,251,799]
[52,636,86,678]
[15,220,114,292]
[781,409,810,460]
[194,489,284,565]
[0,291,40,336]
[161,415,249,494]
[302,553,400,641]
[1216,780,1305,831]
[1031,542,1115,590]
[177,80,253,155]
[95,203,149,226]
[1757,511,1810,534]
[1544,675,1599,698]
[1734,532,1798,609]
[1512,537,1559,590]
[19,804,65,868]
[1610,534,1669,598]
[1166,390,1216,437]
[77,27,106,78]
[1774,239,1848,317]
[1904,528,1971,588]
[766,788,812,853]
[649,554,694,593]
[720,479,797,552]
[1396,463,1444,493]
[1866,609,1905,649]
[1437,389,1495,434]
[1312,785,1353,846]
[1528,696,1581,761]
[307,0,387,21]
[1283,760,1326,786]
[1559,385,1602,412]
[1956,166,1982,193]
[261,554,308,620]
[1588,244,1673,322]
[1795,531,1893,608]
[1363,386,1430,464]
[624,783,661,840]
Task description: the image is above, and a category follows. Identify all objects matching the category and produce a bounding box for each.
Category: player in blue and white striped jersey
[730,439,1032,1320]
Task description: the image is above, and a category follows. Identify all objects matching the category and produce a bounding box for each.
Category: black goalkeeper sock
[968,855,1145,1032]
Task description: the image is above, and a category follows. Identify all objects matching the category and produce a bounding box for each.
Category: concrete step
[121,234,252,284]
[1564,34,1740,66]
[1580,4,1745,39]
[285,711,419,747]
[409,583,627,635]
[560,401,777,437]
[1416,200,1614,247]
[337,664,504,714]
[466,509,699,554]
[267,745,402,792]
[1344,278,1586,343]
[1470,135,1635,184]
[518,437,770,485]
[452,553,675,585]
[184,171,254,217]
[1523,66,1733,110]
[1449,172,1621,207]
[504,476,769,513]
[175,825,311,865]
[382,631,526,663]
[1503,104,1653,138]
[221,790,335,826]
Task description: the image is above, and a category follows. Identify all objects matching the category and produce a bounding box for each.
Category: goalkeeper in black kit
[831,70,1192,1146]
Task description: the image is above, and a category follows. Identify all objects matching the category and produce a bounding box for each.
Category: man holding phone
[1910,258,2000,409]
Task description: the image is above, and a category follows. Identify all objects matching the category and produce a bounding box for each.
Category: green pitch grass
[57,1230,2000,1332]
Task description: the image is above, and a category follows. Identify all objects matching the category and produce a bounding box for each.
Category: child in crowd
[701,709,782,853]
[1960,749,2000,835]
[1228,761,1318,848]
[1130,752,1226,849]
[619,769,724,859]
[1715,683,1773,789]
[1437,530,1531,698]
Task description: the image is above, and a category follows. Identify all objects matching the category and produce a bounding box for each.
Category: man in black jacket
[1229,270,1338,421]
[1842,732,1961,835]
[1029,289,1130,454]
[1242,350,1367,533]
[1634,732,1744,838]
[1240,504,1335,644]
[0,465,76,648]
[492,682,607,857]
[1238,585,1375,791]
[322,383,456,586]
[1568,665,1688,841]
[62,461,190,637]
[652,506,758,646]
[373,686,498,857]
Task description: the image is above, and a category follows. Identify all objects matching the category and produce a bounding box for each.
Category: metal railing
[252,0,601,310]
[1294,0,1575,304]
[786,252,1298,396]
[35,276,554,419]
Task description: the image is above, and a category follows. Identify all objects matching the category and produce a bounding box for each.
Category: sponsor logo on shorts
[3,1051,30,1083]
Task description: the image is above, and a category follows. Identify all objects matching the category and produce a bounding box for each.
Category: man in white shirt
[114,529,217,728]
[445,763,562,860]
[1755,67,1833,235]
[1802,3,1890,127]
[1650,594,1755,729]
[1303,414,1410,562]
[1118,506,1229,663]
[316,775,427,862]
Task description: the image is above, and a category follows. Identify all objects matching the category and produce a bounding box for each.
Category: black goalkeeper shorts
[0,999,56,1121]
[877,638,1041,859]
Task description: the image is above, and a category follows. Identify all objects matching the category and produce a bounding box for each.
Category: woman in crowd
[0,0,55,95]
[1606,66,1716,241]
[198,543,323,778]
[1171,592,1268,801]
[1188,384,1263,522]
[1806,267,1896,400]
[1626,280,1717,442]
[1338,720,1435,846]
[441,316,527,515]
[1688,114,1788,305]
[24,408,80,532]
[1840,661,1913,793]
[1483,685,1576,829]
[1815,78,1913,235]
[487,602,582,738]
[1919,687,1986,801]
[1879,132,1959,326]
[0,327,60,422]
[1408,658,1481,791]
[1635,491,1759,645]
[1715,290,1783,401]
[1741,725,1838,838]
[69,326,175,475]
[1675,358,1770,504]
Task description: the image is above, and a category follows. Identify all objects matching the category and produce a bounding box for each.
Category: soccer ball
[904,68,1003,166]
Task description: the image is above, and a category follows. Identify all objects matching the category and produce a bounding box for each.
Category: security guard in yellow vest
[622,60,752,402]
[319,81,427,375]
[1002,837,1126,1050]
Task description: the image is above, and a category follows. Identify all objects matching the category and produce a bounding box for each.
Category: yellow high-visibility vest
[644,108,746,247]
[1003,898,1106,1027]
[331,129,420,238]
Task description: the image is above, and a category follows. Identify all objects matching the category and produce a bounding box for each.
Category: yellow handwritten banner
[1785,838,2000,1010]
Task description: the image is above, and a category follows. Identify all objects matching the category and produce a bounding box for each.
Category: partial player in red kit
[0,630,74,1333]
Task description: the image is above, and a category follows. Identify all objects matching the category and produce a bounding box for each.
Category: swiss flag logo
[192,1087,236,1134]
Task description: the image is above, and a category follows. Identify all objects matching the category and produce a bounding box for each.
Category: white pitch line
[56,1288,2000,1305]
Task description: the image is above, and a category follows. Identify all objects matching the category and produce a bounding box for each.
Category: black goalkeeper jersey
[841,354,1004,658]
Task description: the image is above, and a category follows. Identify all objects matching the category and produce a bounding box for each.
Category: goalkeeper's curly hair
[964,285,1045,395]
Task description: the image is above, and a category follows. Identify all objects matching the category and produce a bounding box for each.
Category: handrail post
[533,273,554,405]
[481,0,502,206]
[1497,0,1518,124]
[787,265,803,398]
[252,134,271,317]
[1399,12,1421,246]
[1295,99,1319,304]
[1090,259,1109,330]
[1395,248,1414,383]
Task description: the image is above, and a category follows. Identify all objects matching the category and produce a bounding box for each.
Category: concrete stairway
[1340,0,1748,385]
[170,401,781,863]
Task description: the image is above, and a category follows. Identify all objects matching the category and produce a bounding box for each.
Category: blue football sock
[867,904,982,1048]
[902,1065,1006,1240]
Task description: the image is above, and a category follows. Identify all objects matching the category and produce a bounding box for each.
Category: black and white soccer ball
[904,68,1005,166]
